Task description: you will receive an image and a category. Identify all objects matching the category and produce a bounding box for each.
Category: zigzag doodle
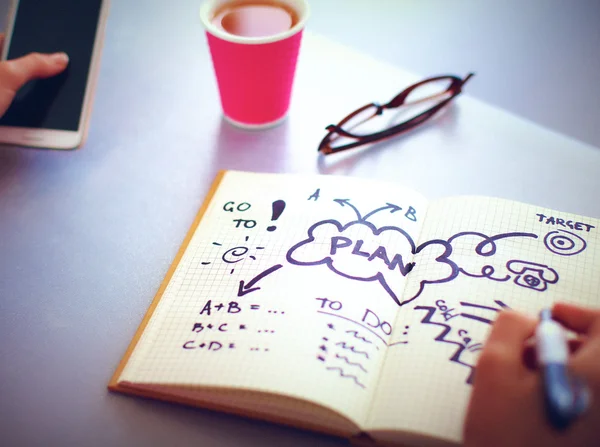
[344,330,373,344]
[414,305,476,384]
[335,354,368,373]
[326,367,365,389]
[335,342,370,359]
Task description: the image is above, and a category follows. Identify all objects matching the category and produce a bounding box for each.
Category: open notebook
[109,170,599,446]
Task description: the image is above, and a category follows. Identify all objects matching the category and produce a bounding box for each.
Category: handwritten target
[544,230,587,256]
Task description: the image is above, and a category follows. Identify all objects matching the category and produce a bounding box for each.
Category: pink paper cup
[200,0,309,129]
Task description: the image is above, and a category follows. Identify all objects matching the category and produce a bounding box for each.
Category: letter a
[308,188,321,201]
[200,300,212,316]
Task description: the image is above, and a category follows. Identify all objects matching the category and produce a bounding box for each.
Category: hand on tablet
[0,34,69,117]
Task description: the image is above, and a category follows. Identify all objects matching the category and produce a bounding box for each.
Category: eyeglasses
[318,73,475,155]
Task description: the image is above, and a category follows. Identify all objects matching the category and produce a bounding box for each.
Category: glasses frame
[318,73,475,155]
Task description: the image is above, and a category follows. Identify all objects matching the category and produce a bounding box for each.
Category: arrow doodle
[237,264,283,297]
[362,203,402,222]
[334,199,362,221]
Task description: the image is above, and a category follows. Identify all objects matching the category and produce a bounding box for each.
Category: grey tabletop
[1,1,599,446]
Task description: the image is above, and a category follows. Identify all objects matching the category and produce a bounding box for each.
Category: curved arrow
[237,264,283,296]
[333,199,362,221]
[362,203,402,222]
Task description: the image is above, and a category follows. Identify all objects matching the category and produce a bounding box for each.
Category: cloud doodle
[286,219,457,305]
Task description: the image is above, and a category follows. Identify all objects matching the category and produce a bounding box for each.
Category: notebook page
[118,171,428,427]
[367,196,600,442]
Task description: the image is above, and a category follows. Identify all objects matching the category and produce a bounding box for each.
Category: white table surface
[1,1,599,446]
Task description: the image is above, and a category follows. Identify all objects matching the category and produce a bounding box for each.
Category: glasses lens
[381,78,455,129]
[404,78,454,104]
[325,104,383,151]
[339,104,381,134]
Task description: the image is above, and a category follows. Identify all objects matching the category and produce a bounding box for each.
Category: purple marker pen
[536,309,589,430]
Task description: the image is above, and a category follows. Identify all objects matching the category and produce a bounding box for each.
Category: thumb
[553,302,600,336]
[1,52,69,92]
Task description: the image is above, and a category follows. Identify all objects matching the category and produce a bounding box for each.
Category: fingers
[487,310,537,350]
[1,52,69,93]
[552,303,600,386]
[552,302,600,336]
[477,311,537,378]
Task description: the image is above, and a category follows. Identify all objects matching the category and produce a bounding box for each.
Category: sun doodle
[201,236,265,274]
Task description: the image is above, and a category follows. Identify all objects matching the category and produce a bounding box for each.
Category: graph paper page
[118,171,428,427]
[367,196,600,441]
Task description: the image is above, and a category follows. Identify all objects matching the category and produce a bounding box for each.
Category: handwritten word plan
[110,171,600,446]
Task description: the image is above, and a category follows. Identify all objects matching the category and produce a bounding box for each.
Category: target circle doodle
[544,230,586,256]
